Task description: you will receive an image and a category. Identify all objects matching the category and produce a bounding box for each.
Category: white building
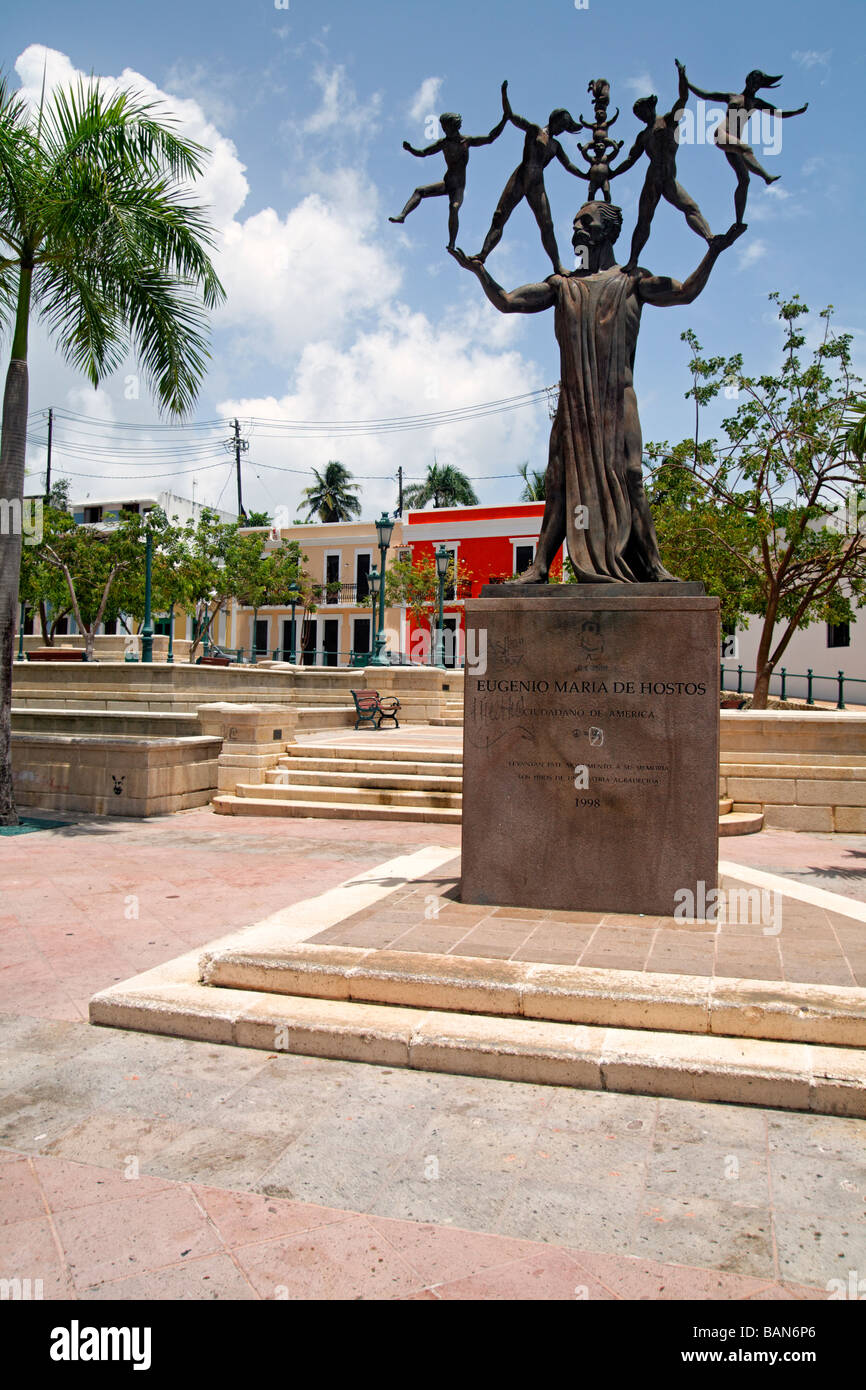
[70,489,236,529]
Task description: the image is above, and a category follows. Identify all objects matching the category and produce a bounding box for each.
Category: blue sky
[6,0,864,518]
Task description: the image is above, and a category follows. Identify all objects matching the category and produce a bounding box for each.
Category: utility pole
[45,408,53,502]
[396,465,403,516]
[224,419,249,521]
[234,419,248,521]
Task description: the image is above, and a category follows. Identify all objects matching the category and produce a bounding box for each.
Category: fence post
[737,664,743,694]
[780,667,787,701]
[837,671,846,711]
[806,669,814,706]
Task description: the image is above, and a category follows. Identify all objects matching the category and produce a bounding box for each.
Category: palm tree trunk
[0,266,32,824]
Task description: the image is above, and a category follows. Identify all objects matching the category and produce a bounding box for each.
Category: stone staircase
[213,744,763,833]
[213,744,463,822]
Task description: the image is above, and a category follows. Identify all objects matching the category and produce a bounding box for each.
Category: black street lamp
[435,544,450,667]
[287,585,300,663]
[141,525,154,664]
[17,602,25,661]
[166,603,174,664]
[370,513,394,666]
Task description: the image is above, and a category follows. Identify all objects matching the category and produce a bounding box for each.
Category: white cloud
[303,63,382,135]
[624,73,656,97]
[792,50,831,69]
[737,239,768,271]
[217,307,547,516]
[12,43,548,518]
[409,77,444,124]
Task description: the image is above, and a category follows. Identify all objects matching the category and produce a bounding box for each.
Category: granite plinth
[460,588,720,917]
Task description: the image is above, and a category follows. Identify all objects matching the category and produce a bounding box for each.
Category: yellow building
[233,518,411,665]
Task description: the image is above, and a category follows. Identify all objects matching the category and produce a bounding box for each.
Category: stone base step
[267,768,463,793]
[285,744,462,765]
[719,811,765,837]
[212,795,462,822]
[90,979,866,1117]
[236,782,462,809]
[201,942,866,1049]
[277,754,463,780]
[718,798,733,816]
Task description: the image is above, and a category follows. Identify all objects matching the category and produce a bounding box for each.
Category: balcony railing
[311,581,370,606]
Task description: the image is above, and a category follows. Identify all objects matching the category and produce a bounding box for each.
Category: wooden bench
[350,689,401,730]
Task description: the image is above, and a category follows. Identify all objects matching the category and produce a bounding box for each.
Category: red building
[402,502,563,666]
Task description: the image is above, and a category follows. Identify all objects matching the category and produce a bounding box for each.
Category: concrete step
[429,717,463,726]
[90,977,866,1117]
[201,942,866,1050]
[718,798,733,816]
[277,755,463,778]
[268,768,463,793]
[236,782,462,809]
[285,743,463,764]
[719,811,765,837]
[213,795,462,823]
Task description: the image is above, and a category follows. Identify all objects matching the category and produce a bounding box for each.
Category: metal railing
[720,664,866,710]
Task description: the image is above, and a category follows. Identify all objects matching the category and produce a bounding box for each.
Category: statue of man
[451,203,745,583]
[390,108,507,250]
[611,64,712,271]
[475,81,583,275]
[676,63,807,224]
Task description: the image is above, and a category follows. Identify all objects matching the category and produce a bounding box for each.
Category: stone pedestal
[460,585,720,916]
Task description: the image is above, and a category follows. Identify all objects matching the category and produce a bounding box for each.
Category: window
[356,553,371,603]
[828,622,850,649]
[441,545,458,600]
[514,543,535,575]
[120,502,140,515]
[83,506,102,524]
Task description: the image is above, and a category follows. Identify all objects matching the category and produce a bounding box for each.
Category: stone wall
[719,711,866,832]
[11,733,221,817]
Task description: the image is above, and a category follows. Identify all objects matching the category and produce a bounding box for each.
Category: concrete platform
[90,848,866,1116]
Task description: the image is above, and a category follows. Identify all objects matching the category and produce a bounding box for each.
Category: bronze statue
[611,65,712,271]
[389,109,507,250]
[450,203,745,583]
[573,133,625,202]
[676,62,807,223]
[475,81,583,275]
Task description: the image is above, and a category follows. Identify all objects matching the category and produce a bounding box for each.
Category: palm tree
[404,460,479,509]
[0,76,224,824]
[301,461,362,523]
[517,461,546,501]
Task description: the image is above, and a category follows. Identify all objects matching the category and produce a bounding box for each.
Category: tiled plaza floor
[311,858,866,987]
[1,810,865,1300]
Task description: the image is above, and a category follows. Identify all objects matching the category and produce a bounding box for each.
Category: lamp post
[287,585,300,663]
[368,567,381,666]
[17,602,25,660]
[166,603,174,664]
[141,524,154,664]
[370,512,394,666]
[434,544,449,668]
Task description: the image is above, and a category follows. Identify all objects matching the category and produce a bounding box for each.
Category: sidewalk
[2,812,864,1300]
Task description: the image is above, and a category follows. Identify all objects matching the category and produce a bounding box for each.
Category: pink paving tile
[436,1247,616,1300]
[81,1252,259,1301]
[566,1248,778,1300]
[32,1155,174,1214]
[0,1214,76,1298]
[53,1185,222,1291]
[233,1213,425,1300]
[0,1157,47,1226]
[369,1216,541,1287]
[193,1186,355,1248]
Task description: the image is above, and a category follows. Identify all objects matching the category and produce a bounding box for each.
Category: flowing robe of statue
[552,267,649,582]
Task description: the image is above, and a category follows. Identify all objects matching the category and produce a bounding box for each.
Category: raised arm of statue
[666,63,691,122]
[447,246,555,314]
[675,59,728,105]
[610,135,645,178]
[403,139,442,157]
[556,144,589,179]
[501,79,533,134]
[637,224,746,307]
[467,111,508,146]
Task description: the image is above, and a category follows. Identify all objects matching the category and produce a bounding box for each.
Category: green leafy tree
[404,460,479,509]
[645,295,866,709]
[300,461,361,523]
[0,75,224,823]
